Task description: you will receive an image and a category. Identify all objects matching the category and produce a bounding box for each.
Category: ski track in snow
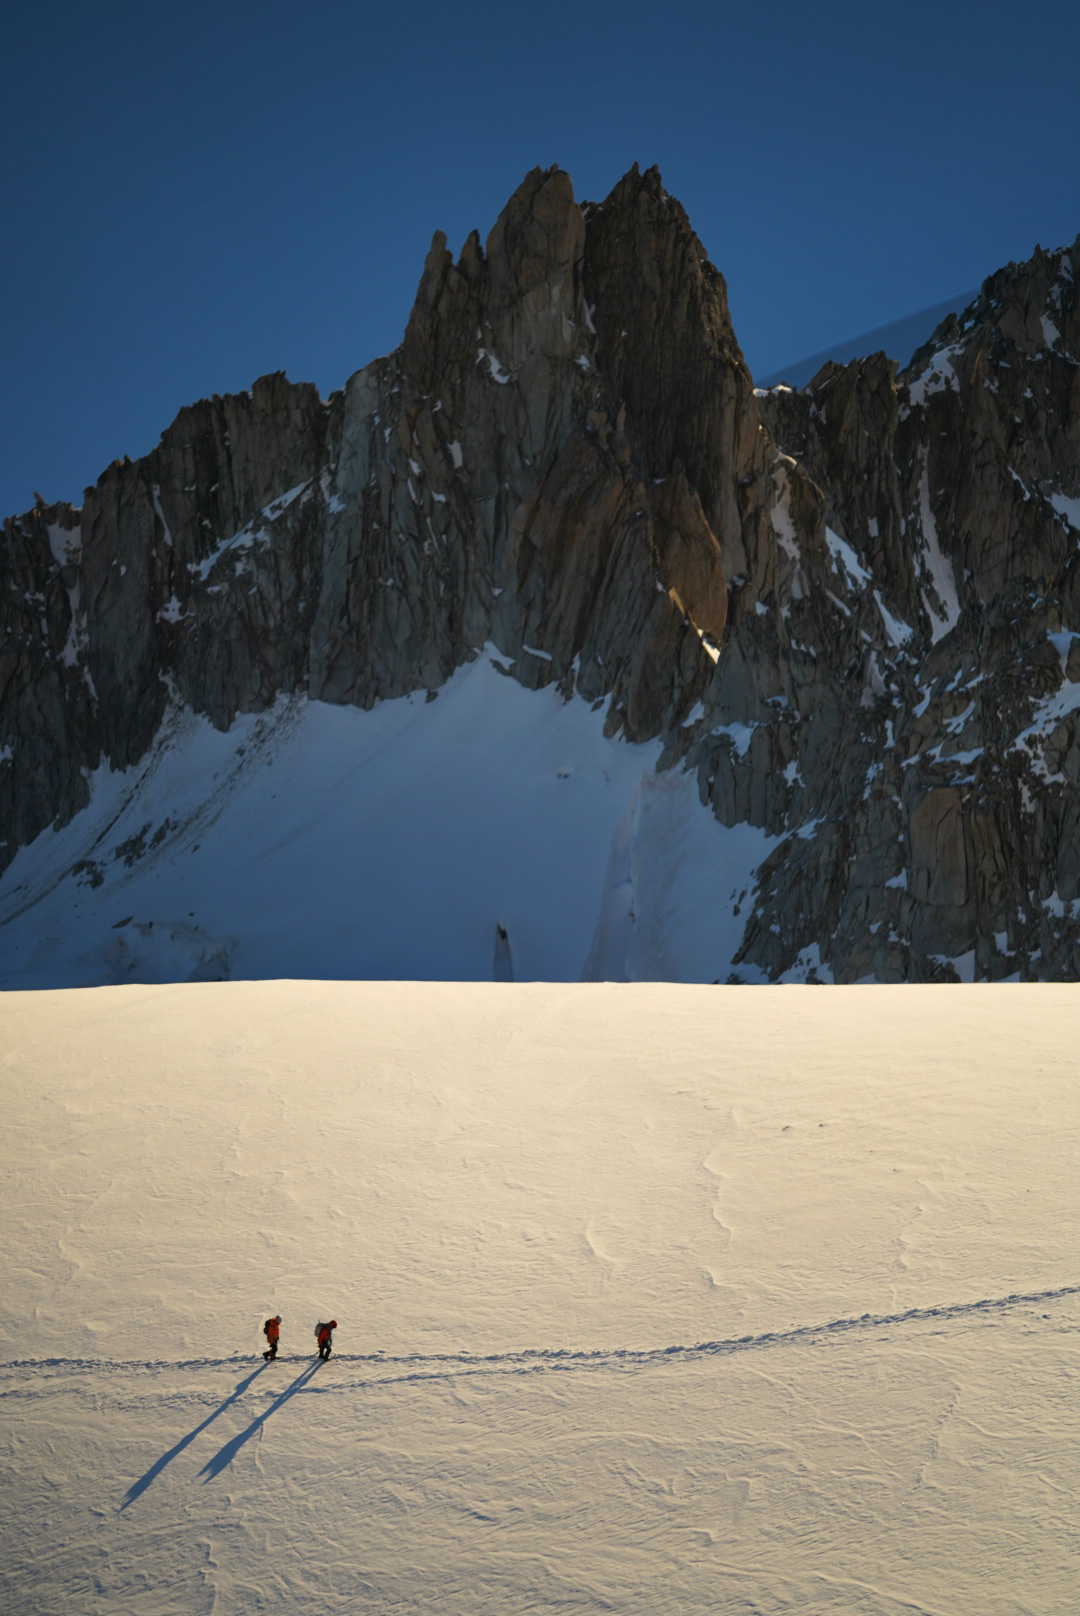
[3,982,1080,1614]
[10,1278,1080,1384]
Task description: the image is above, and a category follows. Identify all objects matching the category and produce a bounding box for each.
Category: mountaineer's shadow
[200,1358,323,1480]
[121,1361,268,1508]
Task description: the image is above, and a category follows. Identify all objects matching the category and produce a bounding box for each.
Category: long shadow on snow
[121,1361,268,1508]
[200,1358,323,1480]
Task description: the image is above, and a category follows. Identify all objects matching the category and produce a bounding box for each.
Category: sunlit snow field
[2,981,1078,1614]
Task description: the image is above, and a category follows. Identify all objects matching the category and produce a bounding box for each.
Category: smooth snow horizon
[2,981,1078,1613]
[0,648,779,988]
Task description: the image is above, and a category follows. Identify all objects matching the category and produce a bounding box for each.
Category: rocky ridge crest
[3,166,1079,981]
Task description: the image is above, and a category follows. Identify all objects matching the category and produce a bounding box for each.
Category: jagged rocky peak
[1,164,767,881]
[913,234,1080,370]
[403,164,586,394]
[584,164,769,581]
[3,170,1080,986]
[759,227,1080,626]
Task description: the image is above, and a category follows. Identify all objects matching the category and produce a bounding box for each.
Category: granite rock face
[3,165,1080,981]
[753,235,1080,980]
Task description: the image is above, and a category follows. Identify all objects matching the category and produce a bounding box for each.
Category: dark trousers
[318,1341,331,1359]
[263,1340,278,1359]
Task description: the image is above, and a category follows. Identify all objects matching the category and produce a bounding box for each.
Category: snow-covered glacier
[3,979,1078,1613]
[0,651,777,987]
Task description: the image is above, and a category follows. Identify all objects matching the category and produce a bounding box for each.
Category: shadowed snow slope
[0,651,774,987]
[2,981,1078,1613]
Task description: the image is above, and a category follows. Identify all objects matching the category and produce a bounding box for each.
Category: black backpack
[263,1318,275,1338]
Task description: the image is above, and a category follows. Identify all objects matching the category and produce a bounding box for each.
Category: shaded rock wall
[3,166,1080,981]
[752,235,1080,980]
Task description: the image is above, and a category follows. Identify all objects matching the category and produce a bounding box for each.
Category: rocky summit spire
[2,172,1080,983]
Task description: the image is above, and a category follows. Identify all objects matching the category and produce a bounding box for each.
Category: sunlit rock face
[2,165,1079,982]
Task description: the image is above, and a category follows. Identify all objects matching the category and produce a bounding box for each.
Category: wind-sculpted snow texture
[2,164,1080,981]
[2,982,1079,1612]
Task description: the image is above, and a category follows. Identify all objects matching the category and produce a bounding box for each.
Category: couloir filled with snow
[2,981,1077,1613]
[0,650,778,988]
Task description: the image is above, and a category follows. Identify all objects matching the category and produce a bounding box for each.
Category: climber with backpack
[315,1319,337,1360]
[262,1315,282,1360]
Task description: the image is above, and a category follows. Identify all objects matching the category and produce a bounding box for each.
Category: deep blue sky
[4,0,1079,520]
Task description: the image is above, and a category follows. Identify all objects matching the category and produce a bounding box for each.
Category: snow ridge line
[4,1282,1076,1378]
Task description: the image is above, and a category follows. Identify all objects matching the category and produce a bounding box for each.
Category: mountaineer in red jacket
[315,1319,337,1360]
[262,1315,282,1361]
